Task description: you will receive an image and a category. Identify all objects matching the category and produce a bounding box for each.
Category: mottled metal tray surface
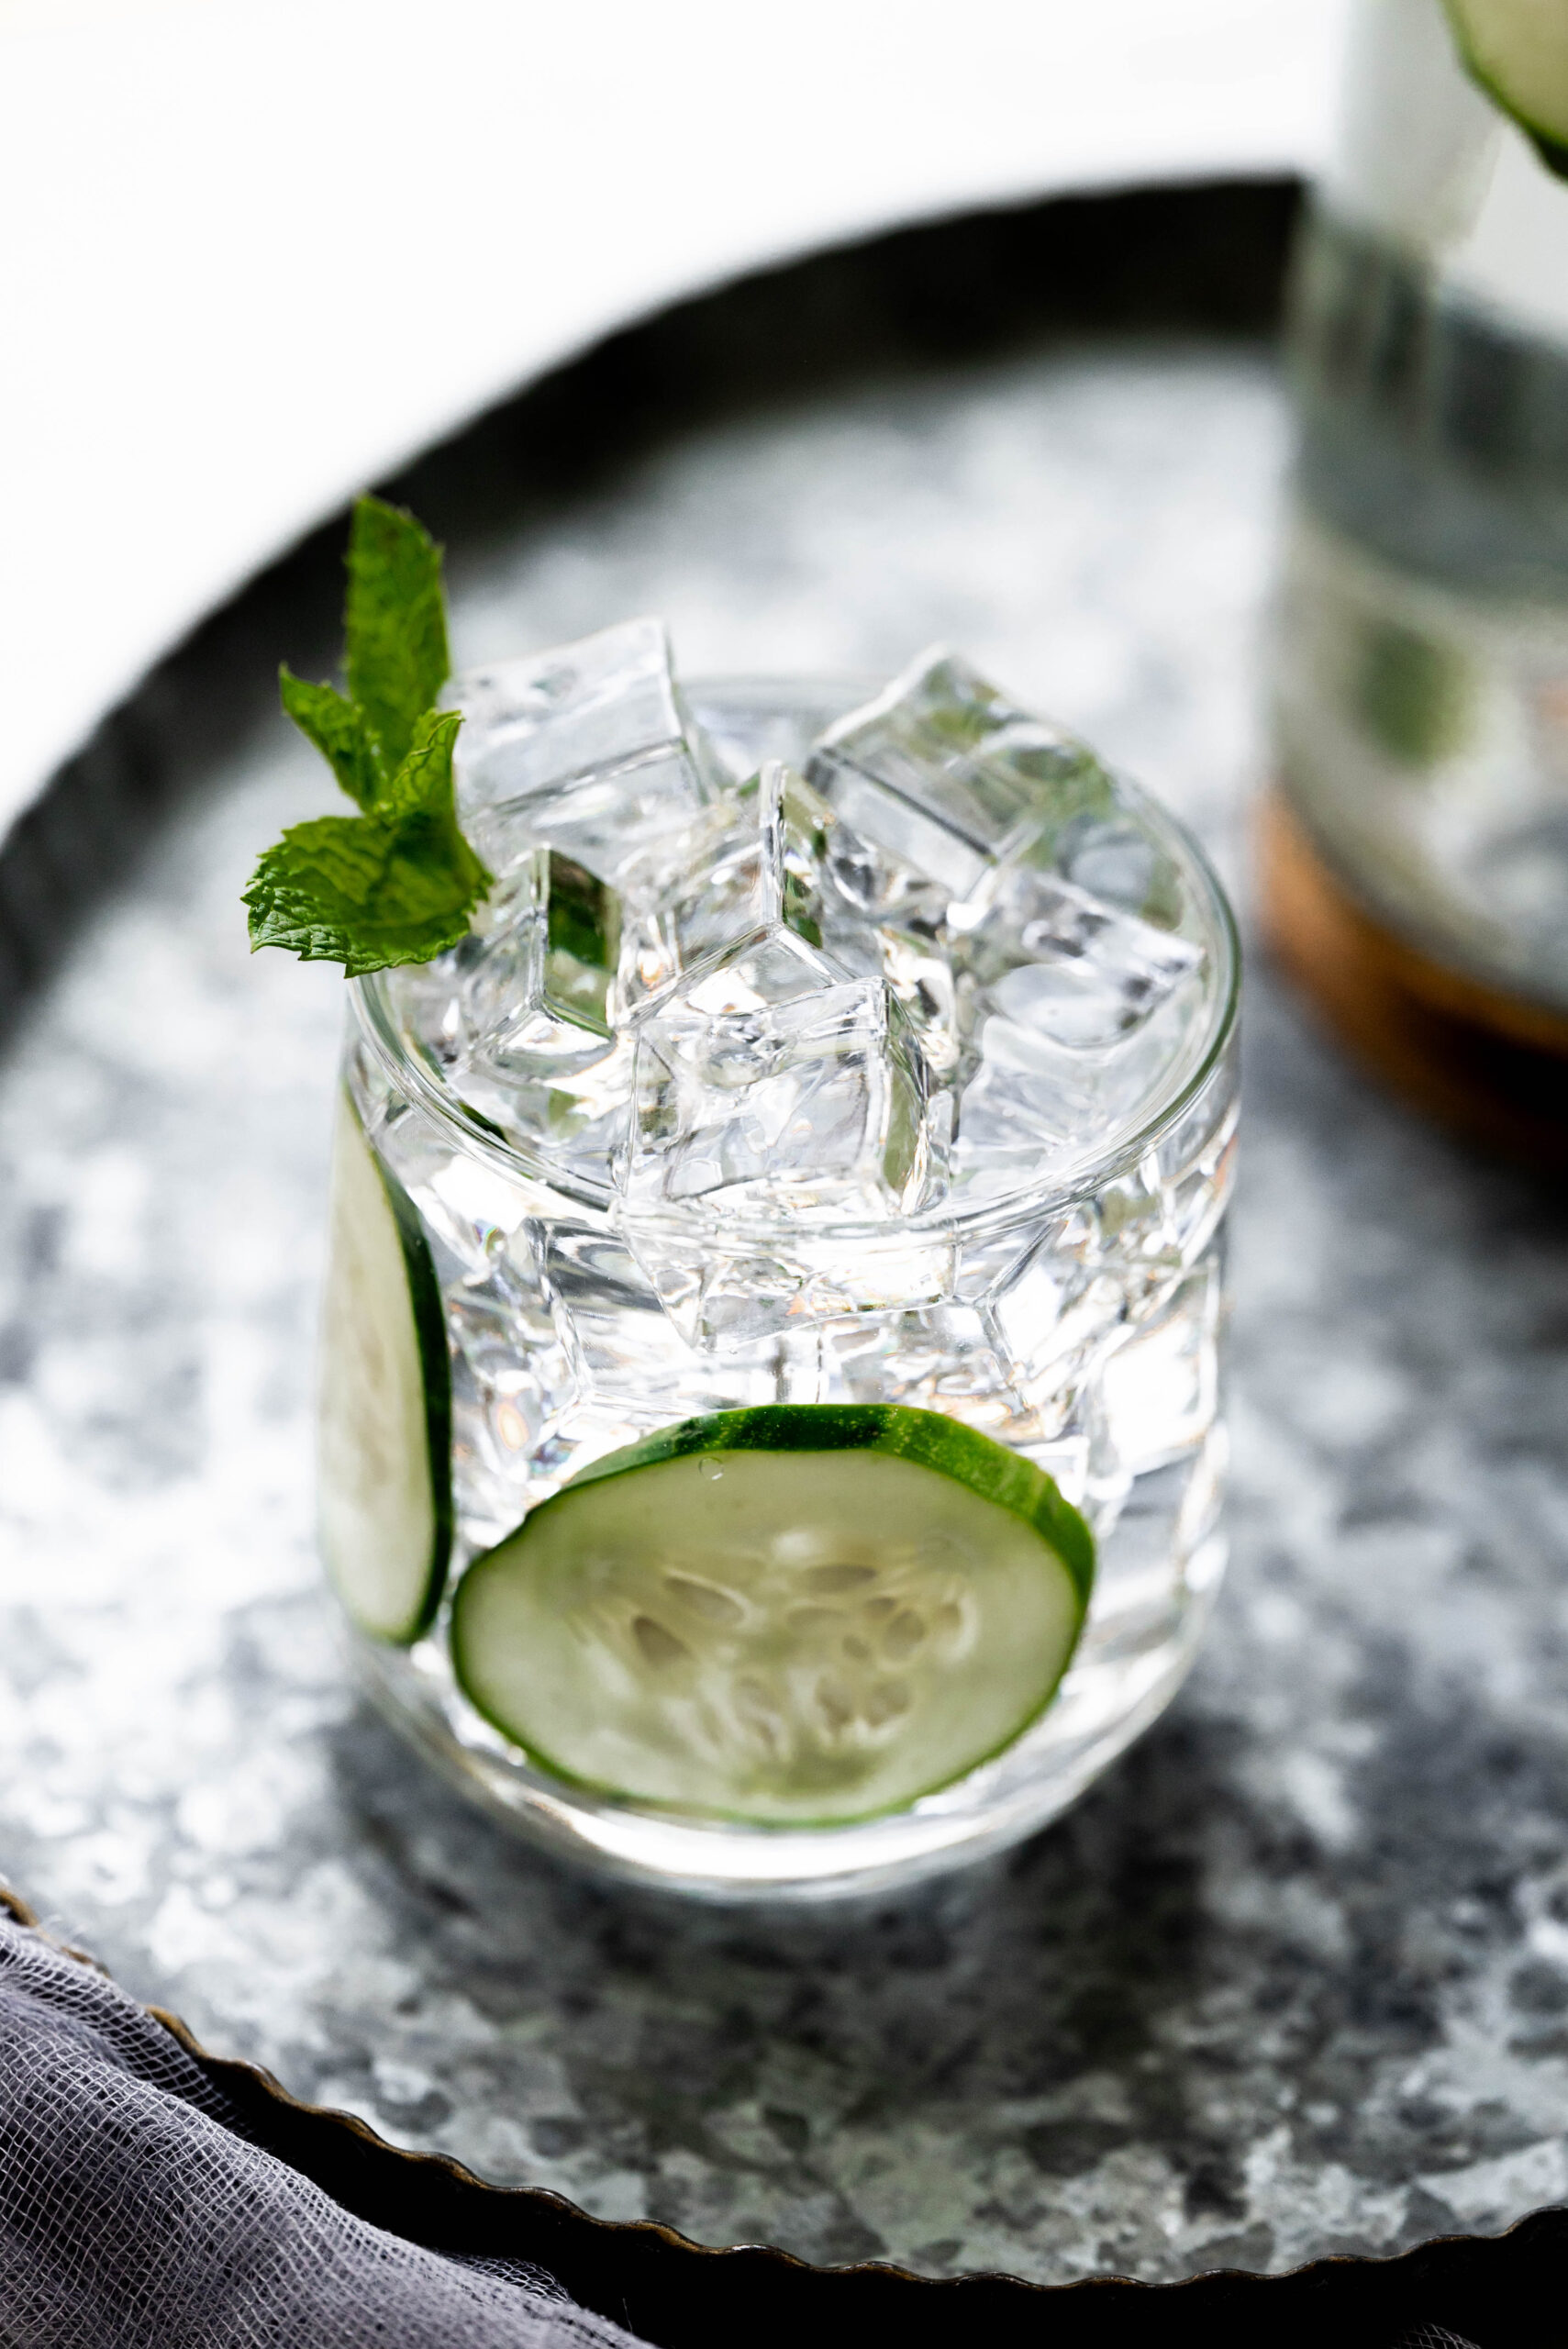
[2,1884,1556,2349]
[1,184,1565,2330]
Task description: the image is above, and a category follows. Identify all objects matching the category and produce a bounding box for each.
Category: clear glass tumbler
[328,679,1239,1899]
[1268,0,1568,1148]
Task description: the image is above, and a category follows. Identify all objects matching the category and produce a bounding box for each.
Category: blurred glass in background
[1264,0,1568,1160]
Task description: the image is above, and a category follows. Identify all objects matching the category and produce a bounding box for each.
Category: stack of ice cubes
[385,619,1205,1338]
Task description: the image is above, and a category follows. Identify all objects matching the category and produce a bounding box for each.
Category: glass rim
[350,672,1240,1243]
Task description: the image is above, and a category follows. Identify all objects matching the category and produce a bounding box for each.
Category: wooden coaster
[1257,790,1568,1171]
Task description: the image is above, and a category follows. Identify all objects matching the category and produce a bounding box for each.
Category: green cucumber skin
[347,1093,453,1643]
[1467,59,1568,177]
[384,1159,453,1642]
[1442,0,1568,176]
[551,1404,1095,1608]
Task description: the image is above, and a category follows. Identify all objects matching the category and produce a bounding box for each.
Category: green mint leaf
[244,709,492,977]
[376,707,468,824]
[279,668,381,809]
[251,496,492,973]
[344,496,450,775]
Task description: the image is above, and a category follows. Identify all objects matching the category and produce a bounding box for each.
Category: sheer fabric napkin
[0,1909,649,2348]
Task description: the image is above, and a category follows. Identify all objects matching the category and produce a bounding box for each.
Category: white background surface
[0,0,1350,820]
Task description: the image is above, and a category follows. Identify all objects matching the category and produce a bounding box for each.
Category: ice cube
[953,1019,1201,1217]
[376,842,627,1122]
[787,765,960,1074]
[1056,811,1182,924]
[1095,1152,1184,1295]
[542,1226,835,1429]
[806,645,1116,899]
[546,1225,737,1421]
[982,1213,1130,1414]
[952,1017,1107,1189]
[817,801,951,932]
[1096,1257,1221,1476]
[827,1303,1036,1444]
[451,618,727,886]
[834,1247,1128,1528]
[617,789,767,1014]
[368,845,636,1197]
[452,1038,635,1198]
[625,966,939,1219]
[947,852,1206,1197]
[954,990,1204,1197]
[615,762,830,1019]
[618,928,951,1345]
[627,1216,956,1353]
[955,864,1203,1051]
[676,924,838,1019]
[450,849,620,1083]
[1157,1054,1239,1264]
[825,912,962,1079]
[447,1225,580,1541]
[362,1101,534,1279]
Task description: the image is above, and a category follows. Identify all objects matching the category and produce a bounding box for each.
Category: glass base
[346,1427,1228,1902]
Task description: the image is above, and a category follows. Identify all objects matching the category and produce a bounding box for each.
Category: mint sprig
[344,494,452,776]
[245,497,492,975]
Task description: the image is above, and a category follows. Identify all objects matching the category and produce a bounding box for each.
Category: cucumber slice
[317,1091,451,1643]
[1444,0,1568,173]
[450,1406,1093,1826]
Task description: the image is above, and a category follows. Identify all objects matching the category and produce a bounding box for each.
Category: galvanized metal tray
[2,181,1563,2345]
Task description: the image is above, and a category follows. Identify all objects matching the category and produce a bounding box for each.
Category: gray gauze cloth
[0,1911,650,2349]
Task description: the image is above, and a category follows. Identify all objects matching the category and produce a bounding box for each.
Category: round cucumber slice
[1444,0,1568,172]
[317,1091,451,1643]
[450,1406,1093,1826]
